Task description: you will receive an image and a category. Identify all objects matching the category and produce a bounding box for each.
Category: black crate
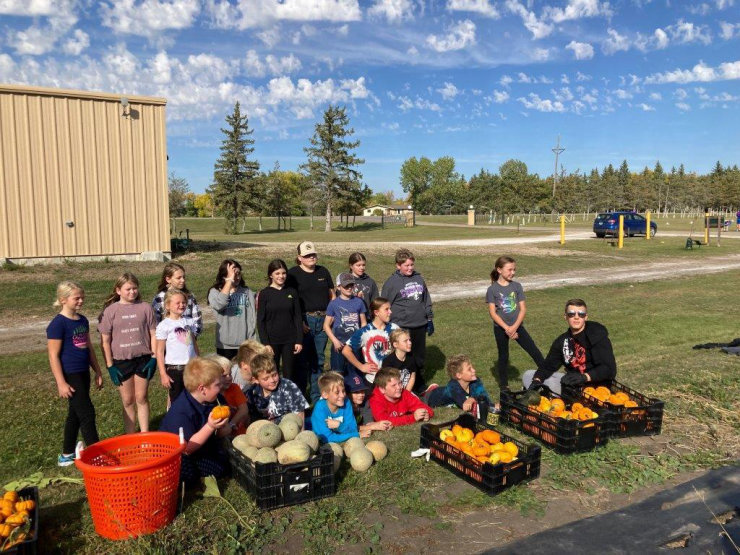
[561,380,664,438]
[2,487,39,555]
[420,412,541,496]
[499,389,612,454]
[224,439,336,511]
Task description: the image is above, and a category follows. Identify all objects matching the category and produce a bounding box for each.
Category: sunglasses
[566,311,587,318]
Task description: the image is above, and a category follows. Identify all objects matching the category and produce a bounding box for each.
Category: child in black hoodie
[335,252,379,314]
[523,298,616,394]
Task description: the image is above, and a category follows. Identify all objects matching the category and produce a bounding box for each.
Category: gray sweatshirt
[208,286,257,349]
[381,270,433,328]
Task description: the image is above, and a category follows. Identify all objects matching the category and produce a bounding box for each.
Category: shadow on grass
[39,496,87,553]
[490,362,523,390]
[425,344,447,386]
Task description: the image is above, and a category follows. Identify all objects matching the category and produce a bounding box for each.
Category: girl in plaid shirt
[151,263,203,337]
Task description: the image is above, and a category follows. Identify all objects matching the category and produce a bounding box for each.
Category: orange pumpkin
[624,400,638,408]
[481,430,501,444]
[550,399,565,412]
[608,394,625,406]
[210,405,230,420]
[571,402,583,413]
[2,492,17,503]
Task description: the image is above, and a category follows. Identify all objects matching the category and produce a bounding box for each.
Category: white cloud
[649,92,662,100]
[576,71,592,81]
[676,102,691,111]
[415,98,442,111]
[407,45,419,57]
[148,51,173,83]
[100,0,200,37]
[426,19,476,52]
[492,89,509,103]
[0,0,59,16]
[437,82,460,100]
[654,28,669,49]
[614,89,632,99]
[205,0,361,30]
[532,47,551,61]
[717,0,735,8]
[336,24,349,36]
[644,60,740,84]
[257,27,281,48]
[687,2,712,15]
[0,54,16,80]
[602,28,630,55]
[499,74,513,87]
[544,0,612,23]
[636,103,655,111]
[446,0,499,18]
[561,74,570,83]
[517,72,533,83]
[719,21,740,40]
[667,19,712,45]
[674,88,688,99]
[539,75,553,84]
[244,50,266,77]
[266,53,302,75]
[552,87,574,101]
[368,0,415,23]
[566,40,594,59]
[505,0,553,39]
[5,0,78,56]
[62,29,89,56]
[517,93,565,112]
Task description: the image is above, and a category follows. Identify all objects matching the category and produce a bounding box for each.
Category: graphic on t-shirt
[497,291,517,314]
[563,338,587,373]
[337,307,361,335]
[72,324,89,349]
[399,282,424,301]
[360,330,392,368]
[174,326,192,345]
[228,292,248,316]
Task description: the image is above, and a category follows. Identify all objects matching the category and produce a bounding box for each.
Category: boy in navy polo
[160,357,231,485]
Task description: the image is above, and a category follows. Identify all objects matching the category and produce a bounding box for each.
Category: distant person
[486,256,544,392]
[47,281,103,466]
[207,259,257,360]
[381,249,433,395]
[257,259,303,381]
[736,209,740,232]
[524,299,617,395]
[287,241,335,403]
[151,262,203,337]
[335,252,379,313]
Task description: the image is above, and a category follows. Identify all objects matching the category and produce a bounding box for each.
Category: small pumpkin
[2,492,17,503]
[210,405,230,420]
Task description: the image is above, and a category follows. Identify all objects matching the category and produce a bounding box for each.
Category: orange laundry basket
[75,432,186,540]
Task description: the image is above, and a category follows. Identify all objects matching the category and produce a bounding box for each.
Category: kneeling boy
[311,371,360,443]
[369,367,434,426]
[160,357,231,485]
[427,354,492,413]
[246,353,308,424]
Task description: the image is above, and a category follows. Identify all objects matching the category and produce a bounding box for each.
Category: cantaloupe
[279,419,300,441]
[281,412,304,429]
[254,447,278,464]
[349,447,374,472]
[245,420,271,448]
[328,442,344,473]
[277,440,311,464]
[232,434,250,452]
[343,437,365,458]
[365,441,388,462]
[295,431,319,453]
[257,422,282,448]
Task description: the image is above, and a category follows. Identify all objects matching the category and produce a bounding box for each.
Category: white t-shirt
[155,317,197,365]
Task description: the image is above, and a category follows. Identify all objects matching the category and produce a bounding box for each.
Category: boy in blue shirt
[160,357,231,486]
[427,354,493,413]
[310,371,360,444]
[324,273,367,376]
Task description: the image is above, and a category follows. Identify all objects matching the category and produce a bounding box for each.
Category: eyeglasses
[566,311,587,318]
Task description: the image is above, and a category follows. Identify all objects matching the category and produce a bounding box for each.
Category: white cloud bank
[644,60,740,84]
[426,19,476,52]
[566,40,594,60]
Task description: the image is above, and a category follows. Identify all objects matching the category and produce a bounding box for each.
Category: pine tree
[212,102,260,234]
[302,105,364,232]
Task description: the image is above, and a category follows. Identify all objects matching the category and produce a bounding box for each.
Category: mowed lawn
[1,270,738,554]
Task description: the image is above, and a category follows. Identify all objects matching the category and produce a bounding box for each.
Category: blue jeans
[297,314,328,403]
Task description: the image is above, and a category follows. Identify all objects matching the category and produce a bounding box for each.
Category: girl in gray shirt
[207,259,256,360]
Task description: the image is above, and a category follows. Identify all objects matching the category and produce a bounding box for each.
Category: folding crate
[420,412,540,496]
[224,439,335,510]
[499,389,612,454]
[561,380,664,438]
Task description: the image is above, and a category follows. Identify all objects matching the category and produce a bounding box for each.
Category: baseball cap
[338,272,356,288]
[344,372,370,393]
[297,241,317,257]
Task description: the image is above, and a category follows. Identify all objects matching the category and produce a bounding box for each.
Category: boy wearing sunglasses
[523,299,616,394]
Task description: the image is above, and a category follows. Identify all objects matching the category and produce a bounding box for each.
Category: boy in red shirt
[369,367,433,426]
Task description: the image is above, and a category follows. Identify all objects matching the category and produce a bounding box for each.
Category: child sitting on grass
[427,355,493,414]
[206,354,249,436]
[369,367,434,427]
[230,339,270,392]
[310,372,360,444]
[246,354,308,424]
[345,374,393,438]
[159,357,231,485]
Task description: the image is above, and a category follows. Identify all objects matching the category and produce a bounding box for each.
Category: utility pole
[551,135,565,198]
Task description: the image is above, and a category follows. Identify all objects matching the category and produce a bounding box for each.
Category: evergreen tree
[302,105,364,232]
[212,102,260,234]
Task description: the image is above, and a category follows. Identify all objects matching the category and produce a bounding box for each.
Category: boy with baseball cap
[324,272,367,378]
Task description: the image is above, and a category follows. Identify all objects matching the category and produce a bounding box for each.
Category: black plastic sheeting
[484,465,740,555]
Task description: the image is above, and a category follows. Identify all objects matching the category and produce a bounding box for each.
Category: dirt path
[5,253,740,355]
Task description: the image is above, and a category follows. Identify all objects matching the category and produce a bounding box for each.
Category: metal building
[0,84,170,263]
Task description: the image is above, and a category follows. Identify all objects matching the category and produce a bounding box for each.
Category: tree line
[401,157,740,215]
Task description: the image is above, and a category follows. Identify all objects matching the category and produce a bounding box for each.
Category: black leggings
[270,343,296,381]
[63,371,99,454]
[493,324,544,389]
[216,348,238,361]
[407,325,428,394]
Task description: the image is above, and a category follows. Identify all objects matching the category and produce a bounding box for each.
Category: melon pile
[231,416,387,474]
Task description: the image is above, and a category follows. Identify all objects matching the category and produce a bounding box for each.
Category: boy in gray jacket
[207,259,257,360]
[381,249,434,395]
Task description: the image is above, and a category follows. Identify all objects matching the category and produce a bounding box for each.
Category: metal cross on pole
[551,135,565,198]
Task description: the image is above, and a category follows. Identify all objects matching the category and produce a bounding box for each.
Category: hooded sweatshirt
[207,286,257,349]
[368,387,434,426]
[381,270,433,328]
[336,272,379,313]
[533,321,617,383]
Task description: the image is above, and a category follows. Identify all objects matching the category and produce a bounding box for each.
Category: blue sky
[0,0,738,196]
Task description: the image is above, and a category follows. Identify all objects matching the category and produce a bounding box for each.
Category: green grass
[2,270,740,553]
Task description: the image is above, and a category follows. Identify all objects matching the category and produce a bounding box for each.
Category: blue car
[593,212,657,238]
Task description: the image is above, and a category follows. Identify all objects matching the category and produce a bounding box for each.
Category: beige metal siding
[0,84,169,259]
